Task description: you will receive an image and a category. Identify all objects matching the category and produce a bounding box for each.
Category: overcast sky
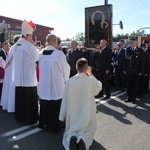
[1,0,150,40]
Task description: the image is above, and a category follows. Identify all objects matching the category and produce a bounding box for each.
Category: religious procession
[0,17,150,150]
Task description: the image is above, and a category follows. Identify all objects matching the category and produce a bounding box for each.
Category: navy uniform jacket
[145,48,150,74]
[125,47,145,75]
[112,48,126,71]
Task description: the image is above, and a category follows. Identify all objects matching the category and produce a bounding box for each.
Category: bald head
[99,39,107,49]
[116,41,123,49]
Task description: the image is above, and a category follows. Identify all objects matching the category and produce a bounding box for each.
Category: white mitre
[22,20,36,35]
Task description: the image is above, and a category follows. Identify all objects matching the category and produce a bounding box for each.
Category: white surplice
[13,38,39,87]
[38,45,70,100]
[59,73,102,150]
[0,45,16,112]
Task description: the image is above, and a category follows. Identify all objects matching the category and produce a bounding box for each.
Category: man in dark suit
[92,45,100,80]
[93,39,112,99]
[67,40,83,77]
[81,46,94,67]
[112,41,126,92]
[125,38,145,103]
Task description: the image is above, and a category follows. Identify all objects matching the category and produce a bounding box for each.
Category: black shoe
[102,96,110,100]
[95,94,103,99]
[120,89,125,92]
[69,136,77,150]
[125,99,132,103]
[78,139,86,150]
[38,123,46,130]
[132,100,136,104]
[116,88,121,91]
[137,94,144,98]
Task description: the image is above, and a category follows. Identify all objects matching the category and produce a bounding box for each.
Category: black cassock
[15,86,38,125]
[38,50,64,134]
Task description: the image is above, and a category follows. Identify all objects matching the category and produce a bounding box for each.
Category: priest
[59,58,102,150]
[13,20,39,124]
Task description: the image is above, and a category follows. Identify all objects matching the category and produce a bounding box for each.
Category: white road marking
[145,103,150,107]
[0,90,127,142]
[8,127,42,142]
[1,125,34,137]
[110,90,121,95]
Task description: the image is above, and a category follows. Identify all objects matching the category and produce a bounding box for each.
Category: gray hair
[71,40,78,44]
[46,34,57,43]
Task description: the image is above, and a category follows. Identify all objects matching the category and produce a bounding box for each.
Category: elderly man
[59,58,102,150]
[13,20,39,125]
[93,39,112,99]
[67,40,83,77]
[38,34,70,134]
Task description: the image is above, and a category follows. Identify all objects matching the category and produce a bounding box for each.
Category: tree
[136,30,146,36]
[66,38,71,41]
[113,33,125,42]
[130,31,137,38]
[130,30,146,38]
[112,30,149,42]
[74,32,85,41]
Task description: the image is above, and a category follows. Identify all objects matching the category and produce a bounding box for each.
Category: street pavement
[0,91,150,150]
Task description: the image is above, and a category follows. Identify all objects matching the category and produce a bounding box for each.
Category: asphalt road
[0,91,150,150]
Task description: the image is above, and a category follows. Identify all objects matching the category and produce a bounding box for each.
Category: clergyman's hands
[86,66,93,76]
[105,69,109,74]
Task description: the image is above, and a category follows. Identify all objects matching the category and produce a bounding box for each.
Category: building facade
[0,15,54,46]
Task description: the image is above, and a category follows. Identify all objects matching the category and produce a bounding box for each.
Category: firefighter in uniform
[125,38,145,103]
[141,40,150,93]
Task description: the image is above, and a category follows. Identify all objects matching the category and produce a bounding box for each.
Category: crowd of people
[0,19,150,150]
[64,38,150,103]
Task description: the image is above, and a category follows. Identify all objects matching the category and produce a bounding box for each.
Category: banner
[85,4,112,48]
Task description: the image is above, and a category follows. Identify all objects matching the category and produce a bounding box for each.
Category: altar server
[59,58,102,150]
[38,34,70,133]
